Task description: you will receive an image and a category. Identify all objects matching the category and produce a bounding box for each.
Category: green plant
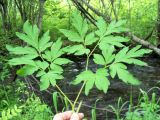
[6,11,151,113]
[0,63,10,81]
[125,89,160,120]
[109,97,128,120]
[0,105,22,120]
[0,80,52,120]
[0,79,26,111]
[91,99,100,120]
[20,94,53,120]
[0,64,10,106]
[52,91,70,113]
[0,94,53,120]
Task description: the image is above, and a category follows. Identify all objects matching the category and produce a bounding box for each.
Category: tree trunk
[37,0,45,32]
[15,0,27,23]
[0,0,11,33]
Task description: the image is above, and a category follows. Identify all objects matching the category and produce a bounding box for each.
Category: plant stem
[73,81,86,109]
[72,38,102,110]
[76,101,82,113]
[38,51,74,110]
[55,84,74,110]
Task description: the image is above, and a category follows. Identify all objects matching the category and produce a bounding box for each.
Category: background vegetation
[0,0,160,119]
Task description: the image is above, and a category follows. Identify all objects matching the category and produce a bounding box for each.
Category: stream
[36,57,160,119]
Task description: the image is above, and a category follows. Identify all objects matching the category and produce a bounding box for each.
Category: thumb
[70,113,80,120]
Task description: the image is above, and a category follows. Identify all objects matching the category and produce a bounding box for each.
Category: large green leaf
[85,78,95,95]
[110,63,140,85]
[6,45,37,55]
[16,32,38,49]
[6,45,38,59]
[40,74,50,91]
[42,50,52,62]
[102,46,115,65]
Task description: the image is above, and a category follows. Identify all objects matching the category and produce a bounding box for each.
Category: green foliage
[0,80,26,111]
[6,21,72,91]
[19,94,52,120]
[0,79,52,120]
[0,105,22,120]
[72,68,110,95]
[60,11,96,55]
[61,11,151,95]
[125,90,160,120]
[7,11,151,96]
[7,12,152,115]
[109,97,127,120]
[0,63,10,81]
[43,0,71,39]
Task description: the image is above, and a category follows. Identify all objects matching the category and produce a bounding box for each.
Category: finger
[78,113,84,119]
[61,111,73,119]
[53,113,63,120]
[70,113,80,120]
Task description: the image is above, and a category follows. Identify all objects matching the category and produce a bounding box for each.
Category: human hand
[53,111,84,120]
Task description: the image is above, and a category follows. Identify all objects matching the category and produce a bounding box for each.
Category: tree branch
[72,0,160,56]
[127,32,160,55]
